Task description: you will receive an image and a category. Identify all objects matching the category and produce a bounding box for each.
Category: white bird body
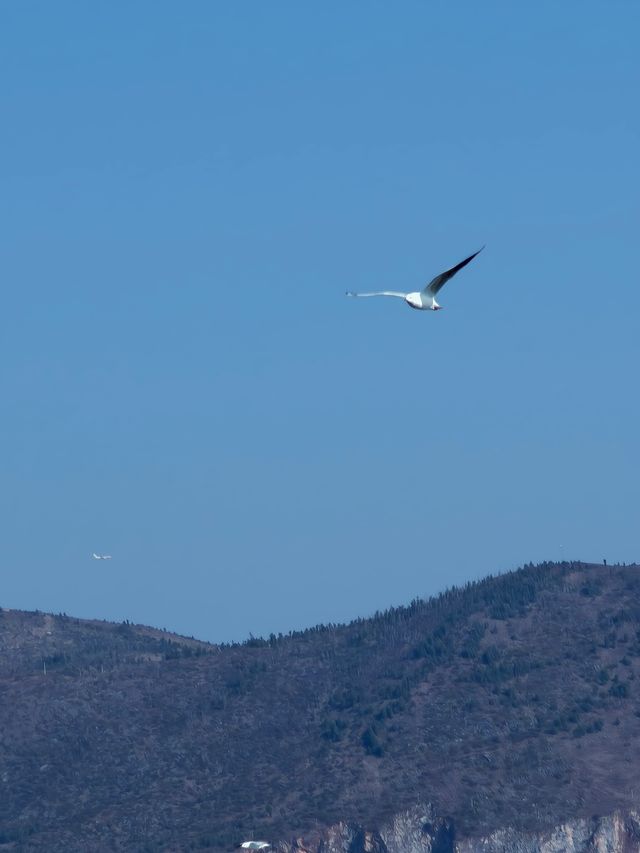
[346,247,483,311]
[404,291,442,311]
[92,553,112,560]
[240,843,270,851]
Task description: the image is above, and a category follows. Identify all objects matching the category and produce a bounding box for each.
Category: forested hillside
[2,561,640,851]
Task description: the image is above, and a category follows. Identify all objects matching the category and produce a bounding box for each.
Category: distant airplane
[240,844,270,851]
[91,553,112,560]
[346,247,484,311]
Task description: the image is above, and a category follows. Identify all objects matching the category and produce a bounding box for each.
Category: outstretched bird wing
[346,291,407,299]
[423,247,484,296]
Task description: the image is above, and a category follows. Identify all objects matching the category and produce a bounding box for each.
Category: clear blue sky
[1,2,638,643]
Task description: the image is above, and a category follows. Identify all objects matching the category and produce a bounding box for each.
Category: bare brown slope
[1,561,640,851]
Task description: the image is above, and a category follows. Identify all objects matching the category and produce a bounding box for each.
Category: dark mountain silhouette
[2,560,640,851]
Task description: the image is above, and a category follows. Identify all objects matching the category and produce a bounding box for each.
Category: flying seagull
[239,843,270,851]
[91,553,112,560]
[346,247,484,311]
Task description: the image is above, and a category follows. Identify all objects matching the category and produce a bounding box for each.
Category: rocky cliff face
[275,806,640,853]
[457,810,640,853]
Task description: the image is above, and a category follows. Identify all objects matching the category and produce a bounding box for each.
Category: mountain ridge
[2,560,640,851]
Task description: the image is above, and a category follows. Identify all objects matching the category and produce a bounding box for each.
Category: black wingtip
[465,246,485,264]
